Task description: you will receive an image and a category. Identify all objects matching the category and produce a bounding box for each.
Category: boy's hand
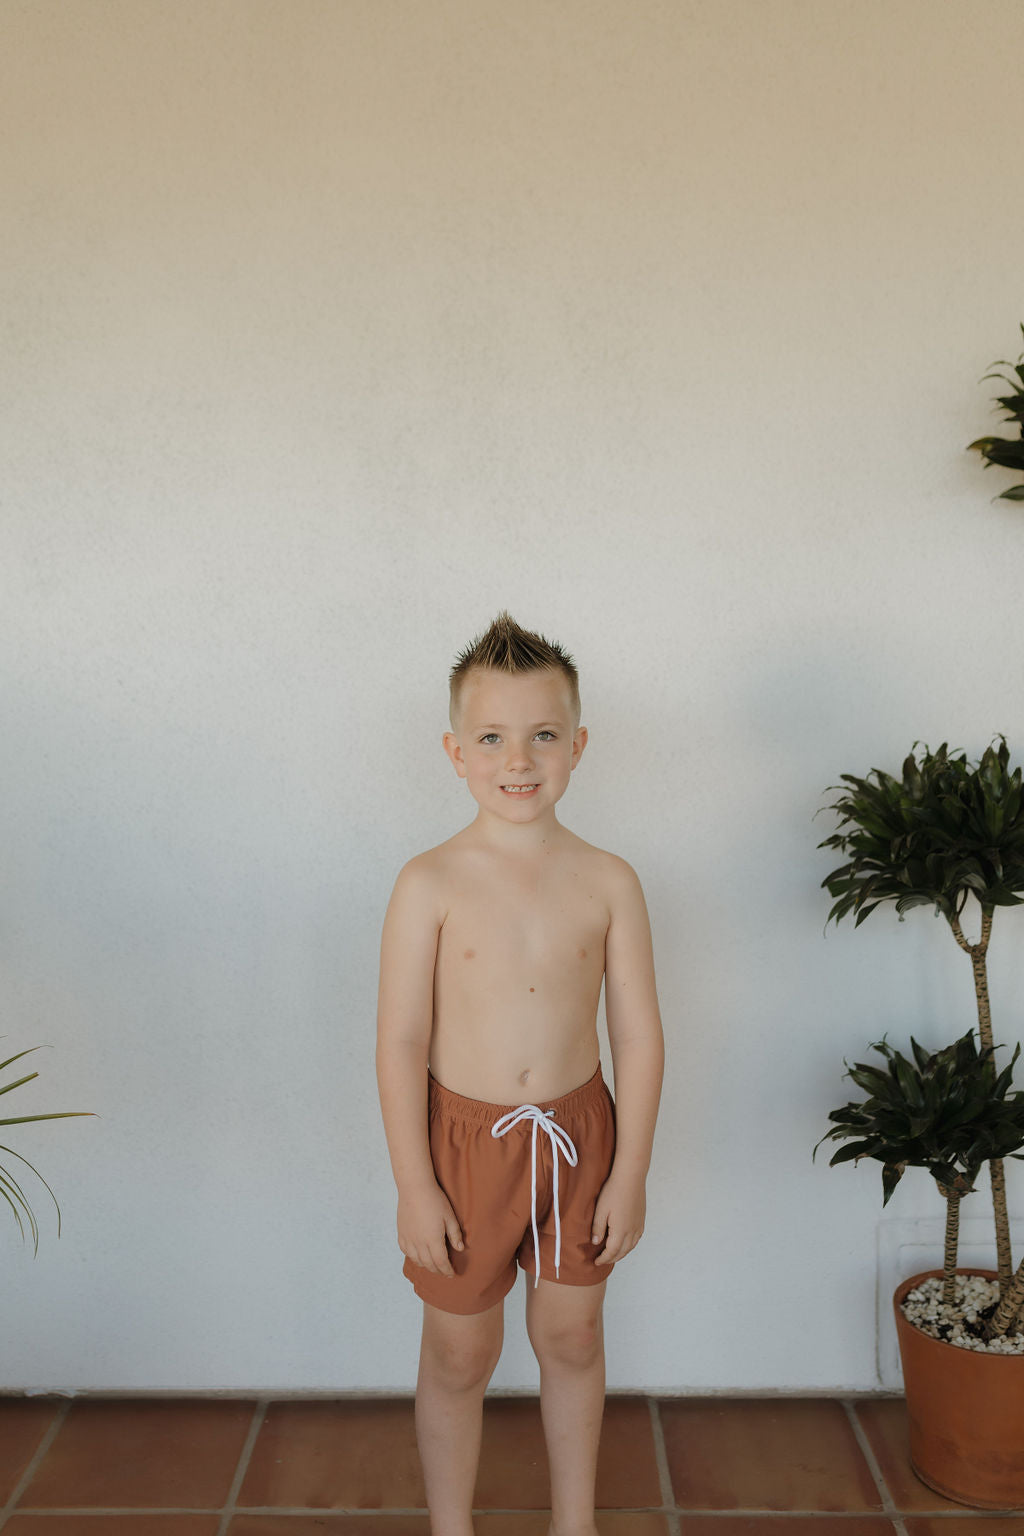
[397,1182,464,1277]
[592,1170,646,1266]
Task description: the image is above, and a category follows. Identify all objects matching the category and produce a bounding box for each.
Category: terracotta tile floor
[0,1395,1022,1534]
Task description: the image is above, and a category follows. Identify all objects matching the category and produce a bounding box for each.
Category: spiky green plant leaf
[819,740,1024,927]
[814,1031,1024,1207]
[968,326,1024,501]
[0,1042,95,1256]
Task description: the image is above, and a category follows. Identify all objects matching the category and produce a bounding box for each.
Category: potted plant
[968,324,1024,502]
[1,1042,94,1254]
[817,739,1024,1508]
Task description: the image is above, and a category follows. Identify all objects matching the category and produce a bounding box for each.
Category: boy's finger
[596,1228,626,1264]
[409,1245,449,1277]
[432,1240,455,1277]
[444,1215,465,1251]
[594,1237,615,1265]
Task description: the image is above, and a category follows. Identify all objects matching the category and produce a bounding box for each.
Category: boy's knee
[529,1307,603,1370]
[422,1318,502,1393]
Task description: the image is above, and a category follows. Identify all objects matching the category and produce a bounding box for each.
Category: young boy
[376,612,664,1536]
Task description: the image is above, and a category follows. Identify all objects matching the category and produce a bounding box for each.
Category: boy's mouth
[501,784,540,794]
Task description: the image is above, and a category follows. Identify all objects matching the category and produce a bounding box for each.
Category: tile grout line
[214,1396,268,1536]
[0,1398,72,1534]
[0,1504,971,1518]
[842,1398,909,1536]
[648,1395,682,1536]
[9,1506,224,1516]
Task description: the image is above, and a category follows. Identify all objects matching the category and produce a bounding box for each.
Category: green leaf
[846,1064,893,1095]
[828,1141,879,1166]
[0,1072,40,1099]
[0,1111,95,1128]
[910,1038,932,1073]
[0,1047,44,1075]
[894,1054,924,1106]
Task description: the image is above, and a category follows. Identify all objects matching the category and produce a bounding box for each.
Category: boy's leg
[525,1277,607,1536]
[416,1297,504,1536]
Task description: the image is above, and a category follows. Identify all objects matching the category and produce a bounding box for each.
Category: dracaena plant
[818,738,1024,1338]
[968,324,1024,502]
[1,1043,94,1256]
[816,1032,1024,1332]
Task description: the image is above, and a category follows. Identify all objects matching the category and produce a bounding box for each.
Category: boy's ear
[443,731,468,779]
[570,725,588,769]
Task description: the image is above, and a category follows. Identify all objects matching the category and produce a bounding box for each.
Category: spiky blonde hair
[449,611,580,726]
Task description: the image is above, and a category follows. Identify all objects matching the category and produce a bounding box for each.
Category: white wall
[3,0,1023,1393]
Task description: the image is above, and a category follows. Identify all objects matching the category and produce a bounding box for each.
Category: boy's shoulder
[557,832,649,919]
[388,831,470,904]
[559,827,642,884]
[395,829,467,878]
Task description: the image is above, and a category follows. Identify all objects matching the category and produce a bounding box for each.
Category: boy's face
[443,667,587,825]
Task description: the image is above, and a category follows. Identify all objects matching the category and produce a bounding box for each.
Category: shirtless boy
[376,612,664,1536]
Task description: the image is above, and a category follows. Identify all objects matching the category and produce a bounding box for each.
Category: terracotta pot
[894,1268,1024,1510]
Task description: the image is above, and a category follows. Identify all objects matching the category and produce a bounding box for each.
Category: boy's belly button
[518,1068,530,1085]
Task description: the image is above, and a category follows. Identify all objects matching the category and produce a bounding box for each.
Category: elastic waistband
[428,1063,606,1126]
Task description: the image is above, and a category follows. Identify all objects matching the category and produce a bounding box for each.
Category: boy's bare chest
[437,862,610,976]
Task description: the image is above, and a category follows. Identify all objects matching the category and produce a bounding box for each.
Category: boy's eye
[479,733,500,744]
[535,731,556,741]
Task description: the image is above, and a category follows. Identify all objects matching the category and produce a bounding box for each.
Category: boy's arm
[593,858,664,1266]
[376,857,464,1278]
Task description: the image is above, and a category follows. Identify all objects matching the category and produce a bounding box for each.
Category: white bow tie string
[489,1103,579,1286]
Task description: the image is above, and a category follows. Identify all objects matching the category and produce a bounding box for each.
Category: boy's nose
[505,744,534,769]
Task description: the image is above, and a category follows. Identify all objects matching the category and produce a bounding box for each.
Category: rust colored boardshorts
[404,1063,617,1315]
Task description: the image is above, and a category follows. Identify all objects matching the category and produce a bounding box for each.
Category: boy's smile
[443,668,587,828]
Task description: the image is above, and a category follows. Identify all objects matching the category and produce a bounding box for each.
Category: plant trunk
[962,907,995,1051]
[950,906,1012,1289]
[988,1157,1013,1291]
[941,1187,961,1307]
[985,1256,1024,1341]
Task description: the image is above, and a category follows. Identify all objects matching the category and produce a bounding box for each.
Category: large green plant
[1,1044,94,1255]
[819,739,1024,1337]
[968,324,1024,502]
[816,1032,1024,1330]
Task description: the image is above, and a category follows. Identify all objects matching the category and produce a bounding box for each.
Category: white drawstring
[490,1104,579,1286]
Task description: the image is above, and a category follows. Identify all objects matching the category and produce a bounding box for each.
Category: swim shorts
[404,1063,617,1315]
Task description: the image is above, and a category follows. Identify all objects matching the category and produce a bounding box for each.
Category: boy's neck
[464,807,567,854]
